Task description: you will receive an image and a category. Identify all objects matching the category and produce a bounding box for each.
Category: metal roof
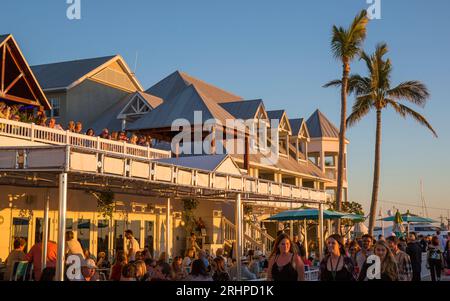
[289,118,304,136]
[30,55,116,90]
[306,109,340,138]
[127,84,239,131]
[89,91,163,133]
[267,110,285,122]
[219,99,263,120]
[146,70,242,103]
[154,154,230,172]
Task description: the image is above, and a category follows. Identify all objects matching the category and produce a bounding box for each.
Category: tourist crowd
[0,103,153,147]
[3,229,449,281]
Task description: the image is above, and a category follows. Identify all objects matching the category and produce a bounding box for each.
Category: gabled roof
[31,55,143,92]
[289,118,310,138]
[219,99,265,120]
[155,154,241,175]
[146,70,242,103]
[306,109,339,138]
[89,91,162,133]
[0,34,51,110]
[267,110,292,134]
[127,84,238,131]
[289,118,304,136]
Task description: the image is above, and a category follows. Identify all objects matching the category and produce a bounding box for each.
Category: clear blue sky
[1,0,449,220]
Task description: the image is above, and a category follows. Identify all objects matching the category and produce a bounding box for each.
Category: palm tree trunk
[368,109,382,236]
[336,60,350,234]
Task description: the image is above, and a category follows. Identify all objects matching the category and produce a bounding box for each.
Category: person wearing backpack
[427,236,444,281]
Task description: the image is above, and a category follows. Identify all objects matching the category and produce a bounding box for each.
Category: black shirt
[319,255,355,281]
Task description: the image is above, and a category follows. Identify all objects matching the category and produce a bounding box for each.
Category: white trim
[117,93,153,119]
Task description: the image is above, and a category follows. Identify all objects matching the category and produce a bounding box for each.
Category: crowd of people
[2,228,449,282]
[1,102,153,147]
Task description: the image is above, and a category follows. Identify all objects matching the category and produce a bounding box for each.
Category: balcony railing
[0,117,171,159]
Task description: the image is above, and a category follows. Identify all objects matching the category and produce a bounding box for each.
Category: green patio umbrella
[340,213,365,222]
[379,211,436,223]
[265,207,346,221]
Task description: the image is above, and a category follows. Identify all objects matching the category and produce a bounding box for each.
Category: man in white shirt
[65,231,84,257]
[124,230,140,262]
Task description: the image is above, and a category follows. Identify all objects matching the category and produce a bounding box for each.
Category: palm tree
[325,10,369,233]
[345,43,437,235]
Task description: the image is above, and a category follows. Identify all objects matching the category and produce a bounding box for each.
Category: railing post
[66,130,70,144]
[97,136,101,150]
[30,123,35,141]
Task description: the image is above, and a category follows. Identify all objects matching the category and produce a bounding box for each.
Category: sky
[1,0,449,221]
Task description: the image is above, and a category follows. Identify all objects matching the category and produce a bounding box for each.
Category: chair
[13,261,28,281]
[11,261,33,281]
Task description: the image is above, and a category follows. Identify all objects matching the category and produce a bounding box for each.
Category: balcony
[0,118,328,204]
[0,117,171,159]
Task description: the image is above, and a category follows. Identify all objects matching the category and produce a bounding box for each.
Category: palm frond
[323,79,342,89]
[331,10,369,61]
[347,94,374,127]
[387,100,437,137]
[387,81,430,107]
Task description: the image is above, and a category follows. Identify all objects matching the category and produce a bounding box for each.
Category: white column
[235,193,243,281]
[318,203,324,260]
[166,198,171,263]
[303,219,308,258]
[56,173,68,281]
[328,219,332,236]
[41,194,50,271]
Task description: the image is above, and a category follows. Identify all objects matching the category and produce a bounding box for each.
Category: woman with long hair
[347,240,361,274]
[320,234,355,281]
[358,240,398,281]
[267,233,305,281]
[134,260,148,281]
[212,256,230,281]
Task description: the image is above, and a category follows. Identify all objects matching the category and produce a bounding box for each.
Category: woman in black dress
[267,233,305,281]
[320,234,355,281]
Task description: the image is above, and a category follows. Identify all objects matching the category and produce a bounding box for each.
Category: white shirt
[66,239,84,257]
[127,237,140,261]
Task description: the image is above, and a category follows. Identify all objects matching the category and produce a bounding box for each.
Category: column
[56,173,68,281]
[303,219,308,258]
[318,203,324,261]
[166,198,171,263]
[235,193,243,281]
[41,194,50,271]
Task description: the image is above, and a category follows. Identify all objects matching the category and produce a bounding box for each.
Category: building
[0,35,345,279]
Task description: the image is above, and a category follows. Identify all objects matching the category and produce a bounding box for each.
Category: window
[46,97,60,118]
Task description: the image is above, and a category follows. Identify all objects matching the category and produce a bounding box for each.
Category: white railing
[0,118,171,159]
[244,222,275,254]
[222,217,275,255]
